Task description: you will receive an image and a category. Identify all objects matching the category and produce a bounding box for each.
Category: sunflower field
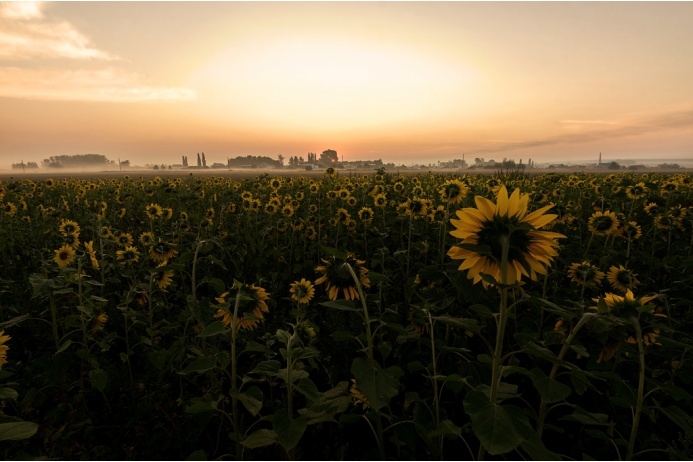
[1,169,692,460]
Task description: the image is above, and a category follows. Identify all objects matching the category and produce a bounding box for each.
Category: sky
[1,1,693,168]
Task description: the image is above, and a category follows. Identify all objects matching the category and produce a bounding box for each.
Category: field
[1,168,692,460]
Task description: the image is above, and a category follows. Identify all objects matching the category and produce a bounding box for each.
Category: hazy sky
[2,1,693,167]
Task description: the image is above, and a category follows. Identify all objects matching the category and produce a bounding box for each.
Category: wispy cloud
[0,2,195,102]
[0,67,196,102]
[469,109,693,155]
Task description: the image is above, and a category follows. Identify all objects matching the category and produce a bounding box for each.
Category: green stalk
[478,234,510,461]
[626,317,645,461]
[426,309,443,459]
[230,287,243,461]
[49,293,60,350]
[537,312,595,438]
[346,263,385,460]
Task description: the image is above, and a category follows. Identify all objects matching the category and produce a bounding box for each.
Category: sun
[186,36,479,134]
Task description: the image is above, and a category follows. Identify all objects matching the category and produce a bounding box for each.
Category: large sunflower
[438,179,470,205]
[315,253,371,300]
[447,186,565,287]
[587,210,619,236]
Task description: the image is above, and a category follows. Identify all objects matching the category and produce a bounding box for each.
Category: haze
[2,1,693,168]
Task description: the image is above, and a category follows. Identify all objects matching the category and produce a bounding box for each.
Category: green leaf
[185,449,207,460]
[464,390,532,455]
[319,246,348,259]
[251,360,281,376]
[531,368,571,403]
[230,386,263,417]
[470,304,495,319]
[0,421,39,441]
[273,409,307,452]
[179,356,217,375]
[351,357,399,411]
[434,315,481,333]
[242,429,277,449]
[331,330,356,342]
[0,387,19,400]
[298,382,351,425]
[196,321,229,338]
[149,350,167,370]
[319,299,359,312]
[294,378,320,404]
[88,368,108,392]
[560,408,613,426]
[428,419,462,438]
[54,339,73,355]
[184,398,219,415]
[520,427,562,460]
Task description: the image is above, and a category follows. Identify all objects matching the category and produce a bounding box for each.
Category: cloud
[0,2,195,103]
[469,109,693,155]
[0,66,196,102]
[0,2,115,60]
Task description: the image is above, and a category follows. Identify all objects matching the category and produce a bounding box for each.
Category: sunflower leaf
[351,357,399,411]
[319,300,359,312]
[196,321,229,338]
[0,421,39,442]
[319,246,348,260]
[464,390,532,455]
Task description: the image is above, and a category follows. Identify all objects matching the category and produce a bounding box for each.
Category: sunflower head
[315,253,371,301]
[607,265,639,293]
[447,186,565,287]
[439,179,470,204]
[116,246,140,266]
[0,330,10,369]
[215,283,271,332]
[54,245,76,268]
[567,261,605,288]
[290,278,315,305]
[588,210,619,236]
[592,289,657,318]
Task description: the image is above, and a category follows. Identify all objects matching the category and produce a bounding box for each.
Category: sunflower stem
[478,234,511,461]
[346,263,386,460]
[230,286,243,461]
[626,316,646,461]
[426,309,444,460]
[537,312,594,438]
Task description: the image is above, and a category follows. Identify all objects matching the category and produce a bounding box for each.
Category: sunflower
[591,289,657,318]
[587,210,619,236]
[59,219,81,236]
[145,203,163,219]
[3,202,17,217]
[162,207,173,220]
[139,231,155,247]
[63,232,81,249]
[54,245,76,267]
[91,313,108,332]
[290,278,315,304]
[116,246,140,266]
[281,204,295,218]
[149,240,177,263]
[373,193,387,208]
[116,232,134,247]
[0,330,10,369]
[438,179,470,204]
[607,265,639,293]
[84,241,99,269]
[315,253,371,301]
[304,225,317,241]
[447,186,565,287]
[154,267,174,290]
[350,379,370,410]
[214,284,270,331]
[358,207,374,224]
[402,197,429,218]
[567,261,605,288]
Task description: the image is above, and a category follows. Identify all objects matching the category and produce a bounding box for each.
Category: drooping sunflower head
[567,261,605,288]
[315,253,371,301]
[154,267,174,290]
[91,313,108,332]
[588,210,619,236]
[607,265,639,293]
[214,284,270,332]
[592,290,658,319]
[290,278,315,305]
[447,186,566,288]
[54,244,76,268]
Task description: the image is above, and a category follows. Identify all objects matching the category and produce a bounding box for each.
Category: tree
[201,152,207,167]
[320,149,338,164]
[197,153,201,167]
[277,154,285,167]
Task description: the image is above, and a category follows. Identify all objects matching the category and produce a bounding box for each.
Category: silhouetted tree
[197,153,201,167]
[320,149,338,164]
[201,152,207,167]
